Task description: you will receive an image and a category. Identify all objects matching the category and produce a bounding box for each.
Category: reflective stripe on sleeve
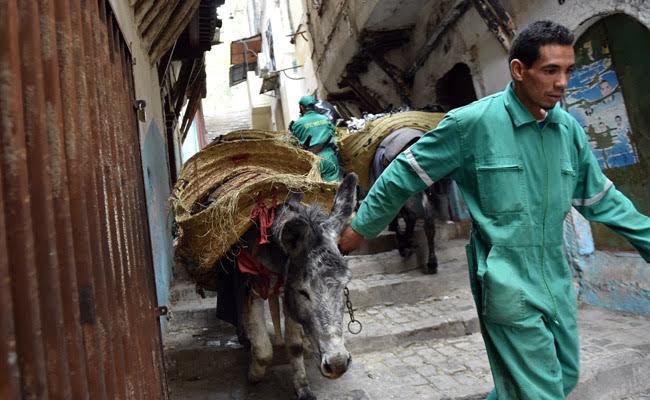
[572,178,613,207]
[404,148,434,186]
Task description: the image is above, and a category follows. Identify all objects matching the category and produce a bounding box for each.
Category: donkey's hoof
[398,247,413,258]
[296,387,316,400]
[423,263,438,275]
[247,365,267,383]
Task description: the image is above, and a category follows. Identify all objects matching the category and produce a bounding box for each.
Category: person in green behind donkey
[289,95,341,182]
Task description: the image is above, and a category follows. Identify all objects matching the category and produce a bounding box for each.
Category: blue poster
[564,41,638,169]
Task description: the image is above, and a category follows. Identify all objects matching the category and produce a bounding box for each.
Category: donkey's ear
[325,173,358,234]
[278,216,311,256]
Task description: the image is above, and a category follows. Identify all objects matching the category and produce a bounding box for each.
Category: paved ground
[166,233,650,399]
[622,392,650,400]
[168,302,650,400]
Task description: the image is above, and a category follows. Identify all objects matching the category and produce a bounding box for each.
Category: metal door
[0,0,167,398]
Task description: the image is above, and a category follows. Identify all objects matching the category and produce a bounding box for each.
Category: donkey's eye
[298,290,311,301]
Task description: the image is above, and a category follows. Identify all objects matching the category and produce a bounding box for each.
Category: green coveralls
[290,110,340,182]
[351,83,650,399]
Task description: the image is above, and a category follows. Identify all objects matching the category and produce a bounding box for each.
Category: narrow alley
[2,1,650,400]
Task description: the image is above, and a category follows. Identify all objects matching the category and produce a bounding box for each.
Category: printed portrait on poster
[564,40,638,169]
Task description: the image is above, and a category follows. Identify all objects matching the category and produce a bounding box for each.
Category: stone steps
[165,221,650,399]
[167,305,650,400]
[351,221,470,256]
[348,238,467,278]
[166,265,467,333]
[165,240,468,333]
[164,286,479,381]
[167,226,469,305]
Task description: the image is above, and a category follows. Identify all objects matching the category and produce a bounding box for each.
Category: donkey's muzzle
[320,351,351,379]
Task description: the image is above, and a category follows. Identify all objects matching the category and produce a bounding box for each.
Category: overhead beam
[370,54,412,107]
[341,77,385,114]
[337,28,412,112]
[403,0,471,85]
[470,0,516,50]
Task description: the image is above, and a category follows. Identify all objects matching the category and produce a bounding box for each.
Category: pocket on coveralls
[560,160,576,214]
[476,157,526,214]
[481,246,527,326]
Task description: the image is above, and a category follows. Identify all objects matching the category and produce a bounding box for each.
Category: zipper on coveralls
[538,125,560,326]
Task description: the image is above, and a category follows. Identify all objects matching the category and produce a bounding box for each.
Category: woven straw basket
[338,111,445,191]
[171,130,337,290]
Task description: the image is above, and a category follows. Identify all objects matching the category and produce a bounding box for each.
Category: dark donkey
[370,128,449,275]
[235,173,358,400]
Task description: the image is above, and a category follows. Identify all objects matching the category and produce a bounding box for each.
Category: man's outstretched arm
[572,125,650,262]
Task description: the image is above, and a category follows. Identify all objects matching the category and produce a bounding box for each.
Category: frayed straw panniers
[171,130,337,290]
[338,111,445,191]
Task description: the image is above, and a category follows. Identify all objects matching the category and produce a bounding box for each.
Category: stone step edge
[569,347,650,400]
[165,308,480,380]
[167,248,466,304]
[166,339,650,400]
[168,262,468,311]
[165,266,470,335]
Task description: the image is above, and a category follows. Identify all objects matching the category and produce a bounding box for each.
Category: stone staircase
[164,222,650,400]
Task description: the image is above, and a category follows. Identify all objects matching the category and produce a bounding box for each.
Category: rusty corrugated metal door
[0,0,167,398]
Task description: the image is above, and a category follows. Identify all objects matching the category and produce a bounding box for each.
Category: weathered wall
[412,2,650,315]
[246,0,325,130]
[378,4,506,107]
[305,0,650,316]
[203,0,253,137]
[109,0,175,332]
[580,252,650,316]
[309,0,650,107]
[307,0,366,94]
[412,0,650,103]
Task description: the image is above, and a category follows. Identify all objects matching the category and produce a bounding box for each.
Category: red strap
[249,197,276,244]
[236,250,268,277]
[237,250,284,299]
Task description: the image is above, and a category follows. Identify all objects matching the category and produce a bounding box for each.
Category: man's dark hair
[509,20,574,67]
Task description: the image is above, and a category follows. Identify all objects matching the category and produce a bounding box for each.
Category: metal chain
[344,286,362,334]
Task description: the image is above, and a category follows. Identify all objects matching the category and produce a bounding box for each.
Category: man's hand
[338,226,365,255]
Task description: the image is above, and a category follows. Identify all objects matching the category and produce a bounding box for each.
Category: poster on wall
[564,40,638,169]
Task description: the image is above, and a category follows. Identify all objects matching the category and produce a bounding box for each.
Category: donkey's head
[272,173,358,379]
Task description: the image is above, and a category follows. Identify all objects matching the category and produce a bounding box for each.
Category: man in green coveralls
[339,21,650,399]
[290,95,340,181]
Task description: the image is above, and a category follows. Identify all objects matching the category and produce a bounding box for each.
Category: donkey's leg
[285,312,316,400]
[391,214,412,259]
[243,292,273,383]
[422,190,438,274]
[403,204,417,248]
[268,294,284,346]
[400,204,417,259]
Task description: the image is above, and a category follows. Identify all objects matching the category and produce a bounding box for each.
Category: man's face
[512,44,575,115]
[600,81,613,96]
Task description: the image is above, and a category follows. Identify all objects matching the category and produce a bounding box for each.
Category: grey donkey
[240,173,358,400]
[370,127,446,274]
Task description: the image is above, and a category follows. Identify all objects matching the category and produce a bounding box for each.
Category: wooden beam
[470,0,516,50]
[403,0,471,85]
[149,0,201,62]
[371,55,412,107]
[342,77,385,114]
[326,91,358,102]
